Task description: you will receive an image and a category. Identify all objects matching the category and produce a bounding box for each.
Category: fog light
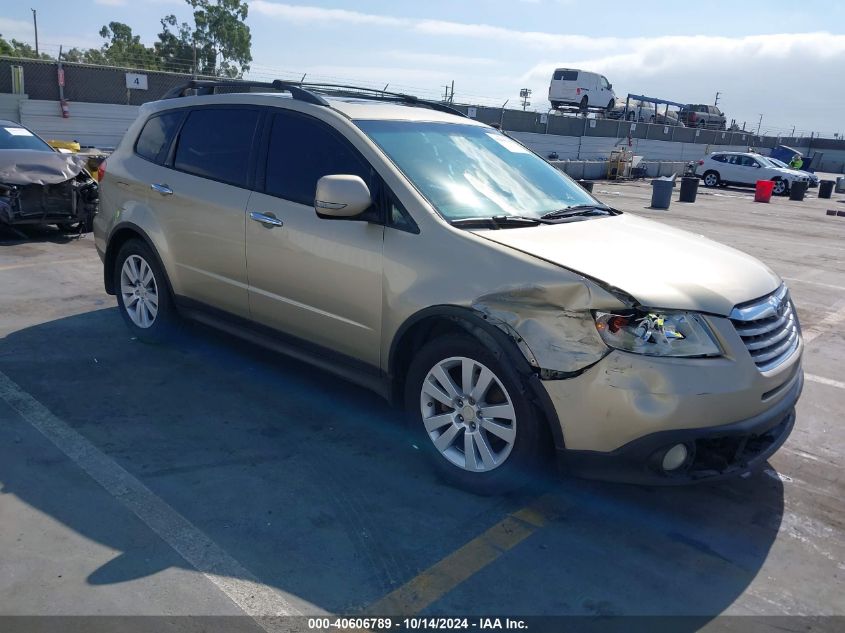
[662,443,689,471]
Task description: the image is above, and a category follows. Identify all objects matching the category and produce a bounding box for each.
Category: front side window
[356,120,596,221]
[264,111,373,206]
[135,111,183,164]
[174,108,260,187]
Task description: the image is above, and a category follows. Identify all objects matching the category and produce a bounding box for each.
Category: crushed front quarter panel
[471,281,618,374]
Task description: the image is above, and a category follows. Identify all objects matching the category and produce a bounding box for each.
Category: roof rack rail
[161,79,329,106]
[160,78,466,118]
[285,82,467,118]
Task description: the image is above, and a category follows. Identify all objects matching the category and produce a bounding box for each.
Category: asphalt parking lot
[1,177,844,631]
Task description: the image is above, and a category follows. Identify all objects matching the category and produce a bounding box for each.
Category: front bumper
[558,370,801,485]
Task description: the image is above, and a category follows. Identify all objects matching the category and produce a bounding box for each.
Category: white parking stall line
[0,370,316,629]
[805,373,845,390]
[801,303,845,345]
[783,277,845,293]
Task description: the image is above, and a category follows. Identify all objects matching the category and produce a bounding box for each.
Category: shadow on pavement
[0,307,784,622]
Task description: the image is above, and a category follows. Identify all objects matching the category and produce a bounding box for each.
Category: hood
[0,149,86,186]
[471,213,780,316]
[774,167,807,180]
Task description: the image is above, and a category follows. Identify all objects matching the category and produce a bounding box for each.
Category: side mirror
[314,175,372,219]
[608,83,613,89]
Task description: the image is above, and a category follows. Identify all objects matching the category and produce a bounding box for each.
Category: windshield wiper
[540,204,619,220]
[450,215,555,229]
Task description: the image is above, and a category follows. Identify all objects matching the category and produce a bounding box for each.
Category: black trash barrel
[679,176,699,203]
[578,179,594,192]
[789,180,808,201]
[819,180,835,199]
[650,179,674,209]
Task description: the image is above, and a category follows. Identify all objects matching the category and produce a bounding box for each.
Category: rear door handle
[249,211,284,228]
[150,183,173,195]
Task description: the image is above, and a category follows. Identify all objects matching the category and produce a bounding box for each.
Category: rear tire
[579,96,588,111]
[404,334,547,495]
[703,171,720,187]
[114,239,179,343]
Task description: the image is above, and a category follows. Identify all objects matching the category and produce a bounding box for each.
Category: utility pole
[31,8,39,56]
[756,114,763,136]
[519,88,532,111]
[791,125,795,137]
[449,79,454,104]
[442,84,451,102]
[714,91,721,106]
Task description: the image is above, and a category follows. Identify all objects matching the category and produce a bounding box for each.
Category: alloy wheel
[120,254,159,328]
[419,356,517,472]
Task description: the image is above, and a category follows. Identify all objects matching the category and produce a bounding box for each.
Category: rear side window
[174,108,260,187]
[264,111,373,206]
[711,154,726,163]
[135,111,183,164]
[553,70,578,81]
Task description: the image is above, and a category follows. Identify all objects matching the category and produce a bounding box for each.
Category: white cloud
[385,51,496,67]
[93,0,128,6]
[0,17,36,40]
[251,2,407,27]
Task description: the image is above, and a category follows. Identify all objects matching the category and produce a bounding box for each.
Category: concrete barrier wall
[20,99,138,148]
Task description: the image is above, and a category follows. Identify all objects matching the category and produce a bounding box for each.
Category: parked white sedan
[695,152,810,195]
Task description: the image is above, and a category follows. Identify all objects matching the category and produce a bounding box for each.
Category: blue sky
[2,1,844,135]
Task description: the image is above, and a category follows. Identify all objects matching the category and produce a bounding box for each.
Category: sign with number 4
[126,73,148,90]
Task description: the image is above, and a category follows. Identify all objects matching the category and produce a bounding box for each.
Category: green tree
[0,34,53,60]
[155,0,252,78]
[155,15,195,73]
[97,22,158,69]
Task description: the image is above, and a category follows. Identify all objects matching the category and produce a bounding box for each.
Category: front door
[245,110,384,367]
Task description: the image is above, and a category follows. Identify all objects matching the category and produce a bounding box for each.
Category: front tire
[404,334,546,495]
[772,178,788,196]
[114,239,179,343]
[703,171,720,187]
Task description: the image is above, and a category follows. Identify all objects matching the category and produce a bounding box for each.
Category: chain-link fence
[0,57,199,106]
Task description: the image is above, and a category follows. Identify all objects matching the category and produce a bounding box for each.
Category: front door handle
[151,183,173,196]
[250,211,284,228]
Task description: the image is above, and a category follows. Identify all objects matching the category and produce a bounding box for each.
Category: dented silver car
[0,120,98,233]
[94,81,802,492]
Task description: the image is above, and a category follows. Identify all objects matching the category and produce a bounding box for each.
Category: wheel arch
[103,223,173,297]
[389,305,565,450]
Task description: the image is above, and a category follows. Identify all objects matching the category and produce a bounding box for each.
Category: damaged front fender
[471,280,628,375]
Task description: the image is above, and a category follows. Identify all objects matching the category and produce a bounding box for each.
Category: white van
[548,69,615,111]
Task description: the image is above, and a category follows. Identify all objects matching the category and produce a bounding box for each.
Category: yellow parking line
[367,494,559,615]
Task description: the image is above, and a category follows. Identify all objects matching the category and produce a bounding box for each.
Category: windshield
[766,157,789,168]
[0,124,54,151]
[356,120,597,221]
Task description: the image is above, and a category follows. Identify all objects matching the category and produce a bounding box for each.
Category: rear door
[244,109,384,366]
[549,69,579,104]
[158,106,261,318]
[719,154,740,181]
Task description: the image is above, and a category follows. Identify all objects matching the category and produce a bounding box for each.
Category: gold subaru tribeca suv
[94,81,803,492]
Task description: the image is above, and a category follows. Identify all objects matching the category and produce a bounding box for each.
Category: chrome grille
[730,285,800,372]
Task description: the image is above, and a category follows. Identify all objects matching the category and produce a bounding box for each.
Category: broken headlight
[593,310,721,357]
